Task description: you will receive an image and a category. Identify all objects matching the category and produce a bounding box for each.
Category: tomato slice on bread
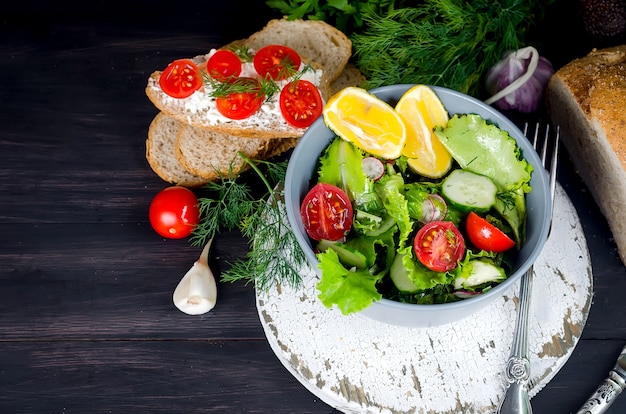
[279,79,323,128]
[465,211,516,252]
[414,221,465,272]
[300,183,353,241]
[159,59,202,99]
[254,44,301,80]
[206,49,242,81]
[215,77,265,120]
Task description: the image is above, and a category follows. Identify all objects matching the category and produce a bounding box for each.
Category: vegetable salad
[300,114,533,315]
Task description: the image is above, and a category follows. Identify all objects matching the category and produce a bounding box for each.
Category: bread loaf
[546,45,626,264]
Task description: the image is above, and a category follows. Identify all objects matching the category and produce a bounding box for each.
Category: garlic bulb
[173,239,217,315]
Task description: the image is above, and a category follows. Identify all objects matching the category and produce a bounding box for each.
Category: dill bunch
[351,0,549,97]
[190,154,306,292]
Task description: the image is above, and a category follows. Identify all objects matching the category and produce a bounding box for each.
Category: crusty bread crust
[546,45,626,264]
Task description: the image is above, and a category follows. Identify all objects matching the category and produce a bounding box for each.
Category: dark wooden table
[2,3,625,413]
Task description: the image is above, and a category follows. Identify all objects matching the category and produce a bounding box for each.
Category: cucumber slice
[453,260,506,290]
[363,213,396,237]
[390,253,420,293]
[317,239,367,269]
[441,169,497,213]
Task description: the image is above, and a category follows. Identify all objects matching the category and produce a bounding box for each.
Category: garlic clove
[173,239,217,315]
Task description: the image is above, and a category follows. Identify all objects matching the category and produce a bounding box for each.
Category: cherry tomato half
[414,221,465,272]
[149,186,200,239]
[206,49,242,81]
[300,183,353,241]
[279,79,323,128]
[159,59,202,99]
[215,77,265,120]
[465,211,516,252]
[254,44,301,80]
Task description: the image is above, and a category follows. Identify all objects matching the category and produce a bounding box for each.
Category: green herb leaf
[190,154,306,291]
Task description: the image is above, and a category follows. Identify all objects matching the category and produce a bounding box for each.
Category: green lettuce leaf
[434,114,533,243]
[374,173,413,248]
[316,249,383,315]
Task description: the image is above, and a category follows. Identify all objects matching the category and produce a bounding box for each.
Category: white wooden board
[256,184,592,413]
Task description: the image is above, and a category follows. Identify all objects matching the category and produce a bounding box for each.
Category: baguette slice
[546,45,626,264]
[146,113,210,187]
[243,18,352,83]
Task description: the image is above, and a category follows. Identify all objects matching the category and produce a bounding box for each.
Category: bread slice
[244,18,352,83]
[546,45,626,264]
[174,121,272,181]
[265,137,299,159]
[146,113,209,187]
[331,63,366,94]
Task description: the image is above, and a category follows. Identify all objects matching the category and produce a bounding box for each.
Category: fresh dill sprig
[202,74,280,102]
[227,45,253,62]
[190,153,306,291]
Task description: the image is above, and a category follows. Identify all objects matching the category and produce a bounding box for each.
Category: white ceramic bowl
[285,84,551,327]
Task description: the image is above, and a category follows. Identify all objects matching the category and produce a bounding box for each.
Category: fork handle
[497,375,533,414]
[576,372,625,414]
[576,346,626,414]
[497,266,534,414]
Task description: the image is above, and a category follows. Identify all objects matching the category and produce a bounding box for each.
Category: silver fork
[496,123,560,414]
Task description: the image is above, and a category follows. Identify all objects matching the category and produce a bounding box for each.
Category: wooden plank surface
[1,2,625,413]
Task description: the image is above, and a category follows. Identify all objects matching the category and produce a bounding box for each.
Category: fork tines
[524,122,560,226]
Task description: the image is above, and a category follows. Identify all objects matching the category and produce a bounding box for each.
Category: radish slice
[362,156,385,181]
[420,194,448,223]
[454,290,482,299]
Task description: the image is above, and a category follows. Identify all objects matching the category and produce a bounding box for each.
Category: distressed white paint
[256,184,592,413]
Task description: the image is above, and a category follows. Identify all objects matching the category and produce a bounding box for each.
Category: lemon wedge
[323,87,407,159]
[396,85,452,178]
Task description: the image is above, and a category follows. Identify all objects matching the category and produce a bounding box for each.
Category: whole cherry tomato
[465,211,516,252]
[300,183,353,241]
[215,77,265,120]
[159,59,202,99]
[206,49,242,81]
[279,79,323,128]
[253,44,301,80]
[149,186,200,239]
[414,221,465,272]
